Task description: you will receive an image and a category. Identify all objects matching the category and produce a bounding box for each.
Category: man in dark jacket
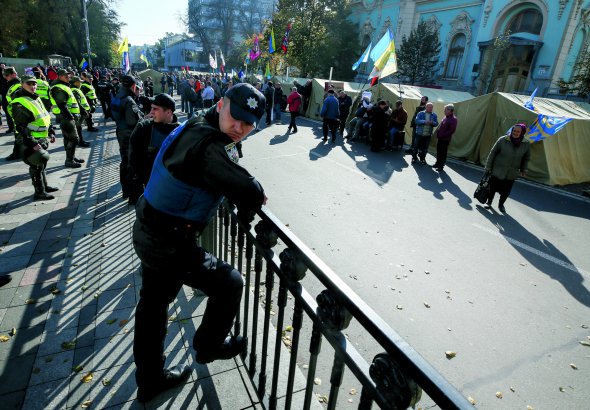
[128,93,179,204]
[273,82,284,122]
[3,67,22,160]
[264,81,274,125]
[337,90,352,136]
[320,89,339,142]
[96,75,114,120]
[370,100,389,152]
[111,75,144,199]
[131,83,266,403]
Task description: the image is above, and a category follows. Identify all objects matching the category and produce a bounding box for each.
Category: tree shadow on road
[475,206,590,308]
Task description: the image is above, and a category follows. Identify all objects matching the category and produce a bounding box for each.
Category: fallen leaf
[582,324,588,329]
[570,363,578,370]
[118,319,129,327]
[0,335,11,342]
[9,328,17,336]
[445,351,457,359]
[468,396,476,405]
[349,388,357,395]
[424,302,431,308]
[73,365,84,373]
[25,298,37,304]
[81,372,93,383]
[424,270,430,274]
[510,386,515,392]
[314,377,322,386]
[396,305,403,310]
[496,391,503,399]
[101,378,111,386]
[285,325,293,332]
[106,318,117,325]
[559,387,565,392]
[316,394,328,403]
[81,400,92,408]
[580,340,590,347]
[62,341,76,350]
[527,406,534,410]
[81,285,88,291]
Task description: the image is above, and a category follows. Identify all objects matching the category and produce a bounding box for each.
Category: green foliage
[0,0,123,67]
[560,51,590,97]
[397,21,441,85]
[239,0,359,79]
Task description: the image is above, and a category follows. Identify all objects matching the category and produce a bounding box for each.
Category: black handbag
[474,171,491,204]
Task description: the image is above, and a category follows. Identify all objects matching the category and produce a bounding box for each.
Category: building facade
[164,38,204,71]
[350,0,590,96]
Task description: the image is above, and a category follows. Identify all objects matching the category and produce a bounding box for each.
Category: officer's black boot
[42,169,59,193]
[33,170,55,201]
[5,138,20,161]
[64,147,81,168]
[78,133,91,148]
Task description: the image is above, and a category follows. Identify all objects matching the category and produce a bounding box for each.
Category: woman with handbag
[484,123,531,213]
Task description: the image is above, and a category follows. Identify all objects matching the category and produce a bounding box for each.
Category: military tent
[306,78,365,120]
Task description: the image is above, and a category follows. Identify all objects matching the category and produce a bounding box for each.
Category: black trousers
[59,117,79,162]
[132,215,243,388]
[116,131,131,196]
[339,113,349,135]
[487,176,515,206]
[412,133,431,160]
[265,106,272,124]
[434,139,450,167]
[1,98,14,130]
[288,112,298,131]
[322,118,338,139]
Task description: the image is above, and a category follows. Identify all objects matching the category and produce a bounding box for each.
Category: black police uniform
[132,96,265,400]
[96,78,114,119]
[128,114,179,202]
[111,83,143,198]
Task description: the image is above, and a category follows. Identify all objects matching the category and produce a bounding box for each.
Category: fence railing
[199,201,473,410]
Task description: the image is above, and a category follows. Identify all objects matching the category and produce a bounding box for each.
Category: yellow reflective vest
[6,83,22,104]
[50,83,80,115]
[80,82,97,101]
[72,87,91,112]
[35,78,50,100]
[10,95,52,138]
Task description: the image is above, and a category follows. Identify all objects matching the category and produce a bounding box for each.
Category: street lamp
[81,0,92,69]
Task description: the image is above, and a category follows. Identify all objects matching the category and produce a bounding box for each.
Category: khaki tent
[137,69,164,90]
[306,78,365,120]
[451,92,590,185]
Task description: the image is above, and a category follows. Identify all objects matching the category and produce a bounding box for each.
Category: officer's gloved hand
[237,208,256,226]
[90,106,96,114]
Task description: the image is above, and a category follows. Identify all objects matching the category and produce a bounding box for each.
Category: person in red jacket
[286,86,302,133]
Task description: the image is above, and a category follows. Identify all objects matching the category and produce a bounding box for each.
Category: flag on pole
[368,30,397,81]
[265,61,271,79]
[219,50,225,73]
[352,43,371,71]
[139,49,149,67]
[269,28,276,54]
[238,70,245,80]
[79,58,88,70]
[526,114,572,142]
[524,88,538,111]
[250,35,261,61]
[281,23,291,53]
[117,37,130,74]
[245,50,251,65]
[209,53,217,69]
[369,30,392,63]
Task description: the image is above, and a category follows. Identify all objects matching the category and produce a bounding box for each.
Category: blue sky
[112,0,188,46]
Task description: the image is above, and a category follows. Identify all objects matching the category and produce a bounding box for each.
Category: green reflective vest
[50,83,80,115]
[80,82,97,100]
[72,87,91,112]
[35,78,50,100]
[6,83,22,104]
[10,96,51,138]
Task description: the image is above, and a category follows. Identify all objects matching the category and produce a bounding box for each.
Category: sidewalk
[0,113,261,409]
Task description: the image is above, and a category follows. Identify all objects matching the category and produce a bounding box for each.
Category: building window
[444,34,466,79]
[507,9,543,35]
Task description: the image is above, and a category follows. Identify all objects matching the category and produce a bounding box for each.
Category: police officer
[70,76,92,151]
[9,75,58,200]
[33,68,52,111]
[131,83,267,403]
[96,74,114,120]
[80,71,99,133]
[50,68,82,168]
[3,67,22,161]
[128,93,178,205]
[111,75,143,199]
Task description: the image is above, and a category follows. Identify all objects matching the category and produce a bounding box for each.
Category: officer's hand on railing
[237,208,256,226]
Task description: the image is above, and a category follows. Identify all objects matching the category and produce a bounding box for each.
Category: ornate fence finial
[369,353,422,409]
[254,220,278,249]
[316,290,352,331]
[279,248,307,282]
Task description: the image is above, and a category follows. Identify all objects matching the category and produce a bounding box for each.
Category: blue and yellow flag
[79,58,88,70]
[269,28,276,54]
[117,37,130,73]
[526,114,572,142]
[139,49,149,67]
[265,61,271,79]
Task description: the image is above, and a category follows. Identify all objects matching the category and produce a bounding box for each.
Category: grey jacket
[485,136,531,180]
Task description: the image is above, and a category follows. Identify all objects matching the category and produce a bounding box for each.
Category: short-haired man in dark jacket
[320,89,340,142]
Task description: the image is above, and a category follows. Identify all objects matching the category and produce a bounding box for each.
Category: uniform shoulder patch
[225,142,240,163]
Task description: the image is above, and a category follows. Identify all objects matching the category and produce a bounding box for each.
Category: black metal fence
[199,201,472,410]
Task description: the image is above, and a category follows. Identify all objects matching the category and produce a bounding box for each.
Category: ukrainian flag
[269,28,276,54]
[527,114,572,142]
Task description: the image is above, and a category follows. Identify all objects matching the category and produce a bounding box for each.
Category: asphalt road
[240,116,590,409]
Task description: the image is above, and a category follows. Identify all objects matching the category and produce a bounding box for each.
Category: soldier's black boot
[5,139,20,161]
[42,169,59,193]
[33,171,54,201]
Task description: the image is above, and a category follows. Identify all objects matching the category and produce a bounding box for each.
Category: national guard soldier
[33,68,52,112]
[50,68,82,168]
[96,74,114,120]
[131,83,267,403]
[128,93,178,205]
[9,75,58,200]
[70,76,92,151]
[80,71,99,133]
[3,66,22,161]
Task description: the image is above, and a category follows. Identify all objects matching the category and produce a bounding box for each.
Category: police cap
[150,93,175,111]
[224,83,266,125]
[121,75,136,87]
[20,74,37,84]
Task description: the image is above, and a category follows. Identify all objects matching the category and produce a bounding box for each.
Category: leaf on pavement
[81,372,93,383]
[81,400,92,408]
[424,302,431,308]
[445,351,457,359]
[9,328,17,336]
[468,396,476,405]
[73,365,84,373]
[118,319,129,327]
[25,298,37,304]
[349,388,357,395]
[579,340,590,347]
[396,305,403,310]
[496,391,503,399]
[559,387,565,392]
[62,341,76,350]
[570,363,578,370]
[0,335,10,342]
[102,378,111,386]
[106,318,117,325]
[285,325,293,332]
[314,377,322,385]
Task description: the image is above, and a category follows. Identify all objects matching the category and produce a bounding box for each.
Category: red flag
[370,76,379,86]
[281,23,292,54]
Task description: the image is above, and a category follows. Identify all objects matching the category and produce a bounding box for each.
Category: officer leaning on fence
[131,83,267,403]
[70,76,92,149]
[50,68,82,168]
[80,71,99,133]
[4,66,23,161]
[9,75,59,200]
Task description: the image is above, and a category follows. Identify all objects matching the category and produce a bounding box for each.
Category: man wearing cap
[70,76,92,149]
[320,89,340,142]
[50,68,83,168]
[128,93,179,205]
[111,75,144,199]
[131,83,267,403]
[9,75,59,200]
[3,67,22,160]
[80,71,99,133]
[33,69,52,112]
